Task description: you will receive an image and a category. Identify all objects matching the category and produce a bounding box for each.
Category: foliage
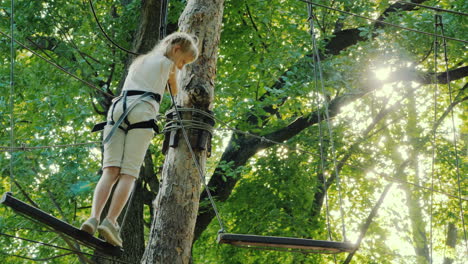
[0,0,466,263]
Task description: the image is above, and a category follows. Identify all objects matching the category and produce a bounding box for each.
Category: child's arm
[167,64,178,95]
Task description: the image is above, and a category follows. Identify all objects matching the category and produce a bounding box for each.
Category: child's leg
[105,174,135,225]
[103,101,153,224]
[90,166,121,220]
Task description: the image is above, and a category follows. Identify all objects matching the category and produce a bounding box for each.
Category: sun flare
[375,67,391,81]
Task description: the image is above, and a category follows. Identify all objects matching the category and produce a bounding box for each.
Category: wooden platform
[1,192,123,257]
[217,233,355,254]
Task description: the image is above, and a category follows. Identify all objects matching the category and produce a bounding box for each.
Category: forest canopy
[0,0,466,263]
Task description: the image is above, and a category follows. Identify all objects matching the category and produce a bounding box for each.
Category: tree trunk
[403,88,430,263]
[141,1,224,263]
[442,223,457,264]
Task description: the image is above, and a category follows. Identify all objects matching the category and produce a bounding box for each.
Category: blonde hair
[129,32,199,71]
[153,32,199,60]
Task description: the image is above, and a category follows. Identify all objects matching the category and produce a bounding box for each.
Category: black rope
[296,0,468,44]
[88,0,141,56]
[308,3,336,252]
[9,0,15,194]
[156,0,225,233]
[167,88,226,233]
[429,14,440,264]
[397,1,468,17]
[0,30,114,98]
[308,4,347,243]
[0,141,101,152]
[438,15,468,252]
[0,251,74,262]
[0,232,134,264]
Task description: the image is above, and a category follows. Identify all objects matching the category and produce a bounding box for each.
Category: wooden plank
[217,233,355,254]
[1,192,123,257]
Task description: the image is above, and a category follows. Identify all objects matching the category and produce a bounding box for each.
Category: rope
[0,110,463,204]
[211,125,468,202]
[308,5,347,242]
[0,232,134,264]
[0,30,114,98]
[167,89,226,233]
[9,0,15,193]
[0,251,74,262]
[429,14,440,264]
[0,141,101,152]
[308,4,335,251]
[397,1,468,17]
[296,0,468,44]
[163,108,214,134]
[88,0,141,56]
[438,15,468,252]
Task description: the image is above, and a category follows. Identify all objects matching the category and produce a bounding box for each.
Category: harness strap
[103,92,158,144]
[91,121,107,132]
[123,91,131,127]
[92,119,159,134]
[127,119,159,133]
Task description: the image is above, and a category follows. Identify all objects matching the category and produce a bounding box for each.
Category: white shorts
[102,96,158,178]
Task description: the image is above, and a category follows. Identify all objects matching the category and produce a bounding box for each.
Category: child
[80,32,199,247]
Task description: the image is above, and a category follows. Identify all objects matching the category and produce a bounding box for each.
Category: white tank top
[122,52,174,111]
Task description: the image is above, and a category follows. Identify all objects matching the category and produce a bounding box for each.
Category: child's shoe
[80,217,99,235]
[97,218,123,247]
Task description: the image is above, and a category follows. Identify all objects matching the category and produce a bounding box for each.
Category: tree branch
[193,0,465,240]
[244,0,432,129]
[343,184,393,264]
[195,63,468,241]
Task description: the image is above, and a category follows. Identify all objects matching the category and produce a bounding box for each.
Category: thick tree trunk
[141,1,224,263]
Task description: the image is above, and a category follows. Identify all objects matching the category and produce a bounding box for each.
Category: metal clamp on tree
[162,107,215,157]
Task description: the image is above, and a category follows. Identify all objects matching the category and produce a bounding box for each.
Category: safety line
[429,14,439,264]
[297,0,468,44]
[88,0,141,56]
[0,112,465,203]
[168,90,226,233]
[397,1,468,17]
[308,3,336,252]
[9,0,15,194]
[0,232,134,264]
[212,126,468,203]
[439,15,468,252]
[0,30,114,98]
[0,141,101,152]
[0,251,74,262]
[308,5,347,243]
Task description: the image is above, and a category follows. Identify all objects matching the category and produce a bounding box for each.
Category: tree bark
[141,1,224,263]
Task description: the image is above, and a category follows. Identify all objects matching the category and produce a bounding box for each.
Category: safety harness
[92,90,161,143]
